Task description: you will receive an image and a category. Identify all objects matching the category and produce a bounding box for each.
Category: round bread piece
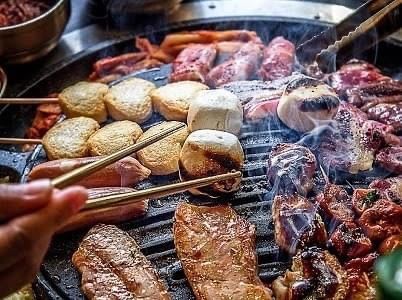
[137,121,189,175]
[58,81,109,123]
[151,81,208,121]
[187,89,243,135]
[277,76,340,132]
[43,117,100,160]
[87,121,143,156]
[105,78,156,124]
[179,129,244,197]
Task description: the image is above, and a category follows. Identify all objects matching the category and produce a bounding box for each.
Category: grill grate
[36,112,302,299]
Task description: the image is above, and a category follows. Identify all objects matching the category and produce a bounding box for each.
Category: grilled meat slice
[272,194,327,254]
[327,59,390,95]
[376,146,402,174]
[358,198,402,241]
[259,37,295,81]
[318,102,375,174]
[361,120,401,149]
[170,44,217,83]
[174,203,272,300]
[221,75,301,121]
[272,247,349,300]
[344,253,378,300]
[369,176,402,203]
[317,184,355,227]
[347,80,402,111]
[267,143,317,196]
[367,103,402,131]
[206,42,263,88]
[328,222,372,259]
[72,224,170,300]
[379,234,402,254]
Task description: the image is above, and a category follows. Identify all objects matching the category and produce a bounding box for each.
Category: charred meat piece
[367,103,402,131]
[174,203,273,300]
[170,44,217,83]
[346,80,402,111]
[358,198,402,241]
[72,224,170,300]
[258,37,295,81]
[379,234,402,254]
[267,143,317,196]
[272,247,349,300]
[327,59,390,95]
[317,184,355,227]
[272,194,327,254]
[318,102,375,174]
[344,253,378,300]
[206,42,263,88]
[361,120,401,150]
[221,79,284,105]
[60,188,148,232]
[369,176,402,203]
[376,146,402,174]
[328,222,372,259]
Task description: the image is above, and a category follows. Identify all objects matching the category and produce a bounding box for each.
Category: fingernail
[24,179,51,196]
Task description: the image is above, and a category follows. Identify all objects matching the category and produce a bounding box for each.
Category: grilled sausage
[28,156,151,188]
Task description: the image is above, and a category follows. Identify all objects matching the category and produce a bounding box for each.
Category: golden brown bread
[105,78,156,124]
[58,81,109,123]
[137,121,189,175]
[42,117,100,160]
[87,121,143,156]
[151,81,208,121]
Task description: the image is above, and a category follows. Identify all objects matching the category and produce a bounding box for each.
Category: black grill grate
[36,118,296,299]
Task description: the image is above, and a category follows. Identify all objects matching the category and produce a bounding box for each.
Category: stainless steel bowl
[0,0,71,64]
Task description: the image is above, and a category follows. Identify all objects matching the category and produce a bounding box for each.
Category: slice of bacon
[206,42,263,88]
[169,43,217,83]
[258,37,295,81]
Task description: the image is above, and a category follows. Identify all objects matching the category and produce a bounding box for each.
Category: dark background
[66,0,365,33]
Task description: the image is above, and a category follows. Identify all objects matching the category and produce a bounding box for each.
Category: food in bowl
[0,0,50,27]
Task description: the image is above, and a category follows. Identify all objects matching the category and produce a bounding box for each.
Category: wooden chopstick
[0,98,59,105]
[51,123,186,189]
[83,171,243,210]
[0,138,42,144]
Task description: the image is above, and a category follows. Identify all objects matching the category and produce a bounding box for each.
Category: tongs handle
[316,0,402,72]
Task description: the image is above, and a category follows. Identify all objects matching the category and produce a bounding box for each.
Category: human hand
[0,180,87,298]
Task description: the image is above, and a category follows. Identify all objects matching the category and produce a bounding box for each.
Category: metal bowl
[0,0,71,64]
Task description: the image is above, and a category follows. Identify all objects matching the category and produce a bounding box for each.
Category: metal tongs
[297,0,402,73]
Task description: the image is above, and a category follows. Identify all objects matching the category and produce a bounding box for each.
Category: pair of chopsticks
[23,122,240,210]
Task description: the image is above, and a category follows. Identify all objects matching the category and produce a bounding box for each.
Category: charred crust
[298,95,340,112]
[286,76,322,92]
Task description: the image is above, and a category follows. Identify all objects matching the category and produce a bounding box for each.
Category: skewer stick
[0,138,42,144]
[84,171,242,210]
[0,98,59,105]
[51,123,186,189]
